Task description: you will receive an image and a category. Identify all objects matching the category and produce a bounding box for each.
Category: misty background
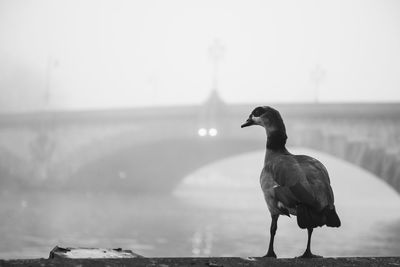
[1,0,400,260]
[1,0,400,112]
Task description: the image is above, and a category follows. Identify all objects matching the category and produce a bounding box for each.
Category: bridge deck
[1,102,400,194]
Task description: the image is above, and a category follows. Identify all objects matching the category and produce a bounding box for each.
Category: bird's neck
[266,129,287,151]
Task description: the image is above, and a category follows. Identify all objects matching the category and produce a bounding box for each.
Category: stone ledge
[1,257,400,267]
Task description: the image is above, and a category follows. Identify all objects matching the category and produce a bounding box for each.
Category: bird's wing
[271,156,319,208]
[294,154,335,208]
[295,155,331,184]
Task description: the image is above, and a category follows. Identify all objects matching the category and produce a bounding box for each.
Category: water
[0,147,399,259]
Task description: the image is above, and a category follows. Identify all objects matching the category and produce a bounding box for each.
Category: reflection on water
[0,147,399,259]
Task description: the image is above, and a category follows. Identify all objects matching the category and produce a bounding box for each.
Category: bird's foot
[297,251,322,259]
[263,250,277,258]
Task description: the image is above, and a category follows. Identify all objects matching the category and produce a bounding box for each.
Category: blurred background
[0,0,400,259]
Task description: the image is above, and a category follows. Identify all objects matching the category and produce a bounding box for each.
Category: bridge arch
[288,128,400,194]
[1,104,399,194]
[65,136,263,193]
[61,126,400,195]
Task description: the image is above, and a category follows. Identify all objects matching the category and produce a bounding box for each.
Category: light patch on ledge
[50,247,142,259]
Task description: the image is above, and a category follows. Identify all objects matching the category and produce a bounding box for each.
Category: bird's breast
[260,167,278,196]
[260,169,280,214]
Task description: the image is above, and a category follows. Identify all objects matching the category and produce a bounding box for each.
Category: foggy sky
[1,0,400,113]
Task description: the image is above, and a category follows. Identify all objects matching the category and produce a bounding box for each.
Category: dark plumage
[241,106,340,258]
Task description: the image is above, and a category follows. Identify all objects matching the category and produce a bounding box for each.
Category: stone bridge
[0,95,399,194]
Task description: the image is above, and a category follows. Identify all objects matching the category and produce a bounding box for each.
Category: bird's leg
[298,228,322,258]
[264,214,279,258]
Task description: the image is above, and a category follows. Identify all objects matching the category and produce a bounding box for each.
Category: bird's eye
[252,107,266,117]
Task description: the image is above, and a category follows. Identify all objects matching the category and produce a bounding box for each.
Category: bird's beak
[241,118,254,128]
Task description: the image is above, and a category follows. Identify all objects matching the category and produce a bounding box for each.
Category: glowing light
[209,128,218,137]
[118,171,127,179]
[198,128,207,137]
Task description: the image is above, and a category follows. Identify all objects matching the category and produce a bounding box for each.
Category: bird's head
[241,106,286,133]
[241,106,288,149]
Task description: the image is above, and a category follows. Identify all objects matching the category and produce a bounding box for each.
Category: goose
[241,106,341,258]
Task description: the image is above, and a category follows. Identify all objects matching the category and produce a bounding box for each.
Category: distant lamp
[209,128,218,137]
[198,128,207,137]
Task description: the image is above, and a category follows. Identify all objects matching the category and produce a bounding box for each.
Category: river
[0,147,399,259]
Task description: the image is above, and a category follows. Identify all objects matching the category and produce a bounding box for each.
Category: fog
[1,0,400,112]
[0,0,400,260]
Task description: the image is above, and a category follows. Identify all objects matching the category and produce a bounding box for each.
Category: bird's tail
[296,204,324,229]
[325,206,341,227]
[296,205,341,229]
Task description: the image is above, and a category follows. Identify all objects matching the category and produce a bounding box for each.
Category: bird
[241,106,341,258]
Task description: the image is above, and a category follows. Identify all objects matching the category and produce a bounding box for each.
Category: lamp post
[208,39,225,91]
[44,56,59,110]
[310,64,326,103]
